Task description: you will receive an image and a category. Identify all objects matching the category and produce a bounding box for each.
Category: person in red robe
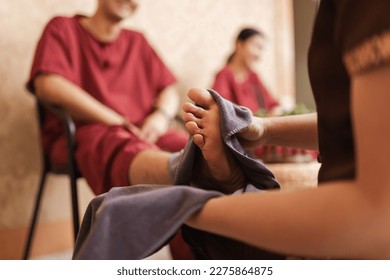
[28,0,190,259]
[212,27,314,162]
[212,27,280,116]
[28,0,189,194]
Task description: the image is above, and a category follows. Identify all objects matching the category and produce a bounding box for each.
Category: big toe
[187,88,215,109]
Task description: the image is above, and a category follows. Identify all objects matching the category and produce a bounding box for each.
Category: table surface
[266,161,321,191]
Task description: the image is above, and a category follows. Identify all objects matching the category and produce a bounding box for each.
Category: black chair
[23,100,81,259]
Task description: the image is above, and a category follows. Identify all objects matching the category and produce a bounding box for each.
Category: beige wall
[0,0,294,259]
[293,0,318,110]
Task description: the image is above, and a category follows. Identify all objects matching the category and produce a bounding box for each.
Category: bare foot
[182,88,245,193]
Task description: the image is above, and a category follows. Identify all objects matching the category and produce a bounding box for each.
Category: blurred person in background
[28,0,191,259]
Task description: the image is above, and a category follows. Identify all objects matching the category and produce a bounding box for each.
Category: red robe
[212,65,279,114]
[28,15,188,194]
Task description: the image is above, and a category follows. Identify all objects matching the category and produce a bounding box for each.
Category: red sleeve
[27,17,76,93]
[211,67,235,102]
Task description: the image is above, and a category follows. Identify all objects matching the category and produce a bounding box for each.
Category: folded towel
[73,185,222,259]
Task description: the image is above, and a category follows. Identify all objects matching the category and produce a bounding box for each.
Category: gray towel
[173,89,279,189]
[72,89,279,260]
[72,185,222,259]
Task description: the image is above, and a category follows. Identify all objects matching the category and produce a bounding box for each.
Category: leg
[75,124,174,194]
[129,149,172,185]
[182,88,245,193]
[129,149,194,260]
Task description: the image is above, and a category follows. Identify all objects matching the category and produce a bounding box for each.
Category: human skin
[182,74,390,259]
[34,0,180,185]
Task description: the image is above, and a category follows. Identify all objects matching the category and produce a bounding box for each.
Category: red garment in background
[212,65,317,162]
[212,65,282,160]
[28,15,188,194]
[212,65,279,114]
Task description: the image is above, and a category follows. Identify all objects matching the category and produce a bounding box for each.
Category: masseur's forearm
[262,112,318,150]
[186,180,389,259]
[34,74,125,125]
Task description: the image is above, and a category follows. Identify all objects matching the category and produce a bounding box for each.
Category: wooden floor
[31,245,172,260]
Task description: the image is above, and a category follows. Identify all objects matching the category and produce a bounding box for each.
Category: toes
[181,110,194,123]
[182,102,206,119]
[193,134,205,149]
[183,119,205,149]
[185,121,202,135]
[187,88,215,109]
[182,102,195,113]
[183,112,203,128]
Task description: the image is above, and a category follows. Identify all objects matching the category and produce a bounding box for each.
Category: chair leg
[70,174,80,242]
[23,170,48,260]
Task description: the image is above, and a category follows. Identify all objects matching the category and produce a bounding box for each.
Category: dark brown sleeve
[334,0,390,75]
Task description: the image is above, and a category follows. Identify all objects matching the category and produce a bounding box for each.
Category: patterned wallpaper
[0,0,294,228]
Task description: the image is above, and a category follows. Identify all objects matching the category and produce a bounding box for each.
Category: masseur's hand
[238,117,268,149]
[139,111,170,143]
